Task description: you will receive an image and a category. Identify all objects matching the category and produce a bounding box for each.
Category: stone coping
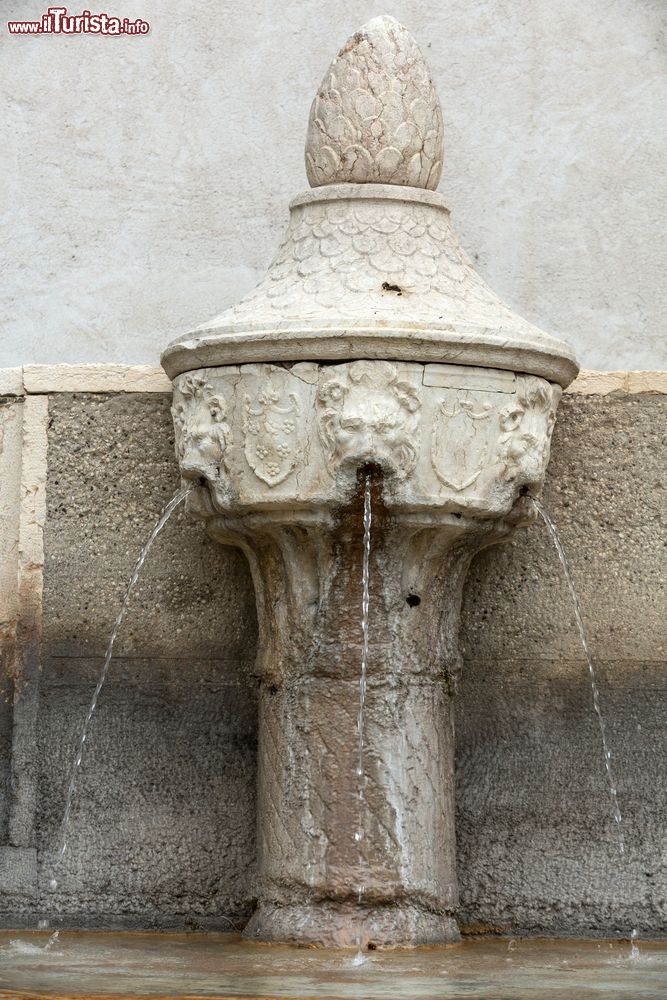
[0,365,172,395]
[0,364,665,397]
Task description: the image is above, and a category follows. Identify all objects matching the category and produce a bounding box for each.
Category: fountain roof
[162,16,578,388]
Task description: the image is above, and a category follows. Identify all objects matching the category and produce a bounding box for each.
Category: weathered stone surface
[162,18,577,390]
[169,358,561,947]
[0,396,23,842]
[36,655,256,928]
[42,394,256,660]
[11,395,49,854]
[0,846,37,895]
[0,370,23,395]
[305,16,444,190]
[456,393,667,935]
[461,394,667,664]
[455,658,667,936]
[565,370,667,396]
[23,364,172,394]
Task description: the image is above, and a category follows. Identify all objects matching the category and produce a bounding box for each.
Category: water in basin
[1,931,665,999]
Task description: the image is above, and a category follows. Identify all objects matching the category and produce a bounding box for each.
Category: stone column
[232,504,516,947]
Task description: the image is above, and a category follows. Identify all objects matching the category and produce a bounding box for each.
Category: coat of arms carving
[243,380,301,487]
[431,395,493,492]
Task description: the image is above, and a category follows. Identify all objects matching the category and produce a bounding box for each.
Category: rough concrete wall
[0,390,664,935]
[457,393,667,935]
[1,0,666,371]
[1,394,259,929]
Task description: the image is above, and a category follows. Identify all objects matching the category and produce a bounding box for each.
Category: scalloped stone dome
[162,16,578,388]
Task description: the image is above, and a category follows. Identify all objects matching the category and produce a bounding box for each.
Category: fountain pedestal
[169,359,561,947]
[236,505,511,949]
[162,16,577,948]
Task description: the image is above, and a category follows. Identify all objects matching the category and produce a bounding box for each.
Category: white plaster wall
[1,0,665,370]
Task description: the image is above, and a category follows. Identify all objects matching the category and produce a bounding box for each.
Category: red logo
[7,7,150,35]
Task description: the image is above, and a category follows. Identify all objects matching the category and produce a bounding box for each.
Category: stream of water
[42,484,194,948]
[530,495,637,954]
[353,471,373,960]
[530,496,625,854]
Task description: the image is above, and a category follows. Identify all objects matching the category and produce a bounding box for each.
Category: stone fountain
[161,16,578,949]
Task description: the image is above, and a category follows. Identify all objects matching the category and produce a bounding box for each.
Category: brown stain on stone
[459,921,511,936]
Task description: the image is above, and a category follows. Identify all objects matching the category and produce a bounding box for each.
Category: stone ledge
[565,370,667,395]
[0,847,38,895]
[23,364,172,394]
[1,365,665,397]
[0,367,24,395]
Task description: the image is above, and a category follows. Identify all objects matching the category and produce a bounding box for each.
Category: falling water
[530,495,638,956]
[353,471,373,961]
[42,484,193,946]
[530,495,624,852]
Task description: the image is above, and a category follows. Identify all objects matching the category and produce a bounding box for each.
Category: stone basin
[1,931,665,999]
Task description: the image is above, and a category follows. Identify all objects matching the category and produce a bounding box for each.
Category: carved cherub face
[317,361,420,477]
[172,374,231,482]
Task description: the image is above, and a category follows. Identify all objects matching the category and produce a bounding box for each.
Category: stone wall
[0,368,664,936]
[457,390,666,936]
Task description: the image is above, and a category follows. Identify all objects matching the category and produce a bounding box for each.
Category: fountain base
[244,900,459,949]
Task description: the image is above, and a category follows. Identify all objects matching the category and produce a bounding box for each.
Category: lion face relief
[316,361,421,478]
[172,374,231,484]
[498,376,560,486]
